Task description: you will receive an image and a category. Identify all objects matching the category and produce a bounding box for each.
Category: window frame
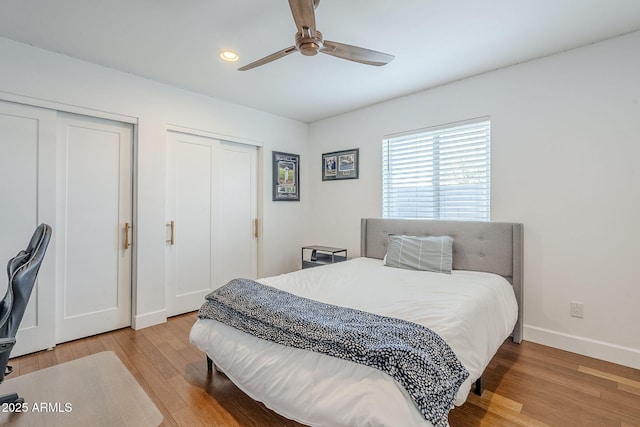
[382,117,491,221]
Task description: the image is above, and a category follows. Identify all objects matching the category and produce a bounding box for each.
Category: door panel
[0,100,56,356]
[213,141,258,286]
[166,132,258,316]
[56,113,132,343]
[166,132,215,316]
[175,139,212,296]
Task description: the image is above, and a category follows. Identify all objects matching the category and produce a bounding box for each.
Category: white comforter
[190,257,518,427]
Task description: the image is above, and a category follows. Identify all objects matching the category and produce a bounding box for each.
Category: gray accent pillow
[384,235,454,274]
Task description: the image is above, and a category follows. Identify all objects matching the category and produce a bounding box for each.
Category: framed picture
[322,148,359,181]
[272,151,300,201]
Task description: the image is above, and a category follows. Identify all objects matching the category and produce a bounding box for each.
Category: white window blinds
[382,118,491,221]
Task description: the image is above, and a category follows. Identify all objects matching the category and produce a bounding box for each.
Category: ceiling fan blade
[288,0,317,34]
[238,46,297,71]
[321,40,395,66]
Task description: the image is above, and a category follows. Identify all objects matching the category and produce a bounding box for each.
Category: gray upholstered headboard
[360,218,523,343]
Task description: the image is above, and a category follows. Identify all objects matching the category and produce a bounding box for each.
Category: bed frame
[360,218,524,343]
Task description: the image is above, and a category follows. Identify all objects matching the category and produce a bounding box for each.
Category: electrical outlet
[570,302,584,318]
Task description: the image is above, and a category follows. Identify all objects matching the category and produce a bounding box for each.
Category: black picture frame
[272,151,300,201]
[322,148,359,181]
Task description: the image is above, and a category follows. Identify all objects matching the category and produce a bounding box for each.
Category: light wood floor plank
[579,365,640,390]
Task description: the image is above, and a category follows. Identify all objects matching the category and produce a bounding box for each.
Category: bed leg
[474,377,483,396]
[206,355,213,372]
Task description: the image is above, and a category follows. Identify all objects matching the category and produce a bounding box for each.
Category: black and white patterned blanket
[198,278,469,427]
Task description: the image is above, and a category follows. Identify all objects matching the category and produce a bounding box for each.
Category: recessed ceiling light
[219,50,239,62]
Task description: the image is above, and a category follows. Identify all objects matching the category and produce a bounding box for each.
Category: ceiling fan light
[219,50,239,62]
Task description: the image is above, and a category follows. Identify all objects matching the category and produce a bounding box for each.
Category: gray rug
[0,351,163,426]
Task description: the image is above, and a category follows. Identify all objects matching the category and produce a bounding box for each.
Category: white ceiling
[1,0,639,123]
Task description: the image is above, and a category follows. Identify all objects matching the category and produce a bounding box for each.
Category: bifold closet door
[0,100,56,356]
[166,132,258,317]
[55,113,133,343]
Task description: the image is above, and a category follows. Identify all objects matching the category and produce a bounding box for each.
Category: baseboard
[524,325,640,370]
[132,309,167,330]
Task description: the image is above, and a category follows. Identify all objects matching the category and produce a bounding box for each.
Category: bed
[190,218,523,427]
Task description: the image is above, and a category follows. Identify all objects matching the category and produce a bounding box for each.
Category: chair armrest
[0,337,16,352]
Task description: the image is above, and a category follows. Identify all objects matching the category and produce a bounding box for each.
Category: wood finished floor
[6,311,640,427]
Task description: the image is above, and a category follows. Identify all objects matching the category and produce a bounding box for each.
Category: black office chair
[0,223,52,405]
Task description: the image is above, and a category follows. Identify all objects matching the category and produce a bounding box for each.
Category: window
[382,118,491,221]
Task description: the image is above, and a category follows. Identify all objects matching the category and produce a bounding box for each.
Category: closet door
[55,113,133,343]
[212,140,259,286]
[0,100,56,356]
[165,132,258,317]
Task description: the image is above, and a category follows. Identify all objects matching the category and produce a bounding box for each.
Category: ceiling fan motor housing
[296,30,323,56]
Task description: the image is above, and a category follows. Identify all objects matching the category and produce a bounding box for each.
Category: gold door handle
[254,218,259,239]
[166,220,175,245]
[124,222,131,250]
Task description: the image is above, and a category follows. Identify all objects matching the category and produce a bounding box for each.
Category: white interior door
[212,140,258,286]
[0,100,56,356]
[166,132,258,317]
[165,132,214,317]
[56,113,133,343]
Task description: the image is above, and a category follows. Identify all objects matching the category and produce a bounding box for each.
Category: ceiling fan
[238,0,395,71]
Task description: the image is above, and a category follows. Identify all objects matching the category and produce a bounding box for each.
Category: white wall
[0,37,309,328]
[308,32,640,369]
